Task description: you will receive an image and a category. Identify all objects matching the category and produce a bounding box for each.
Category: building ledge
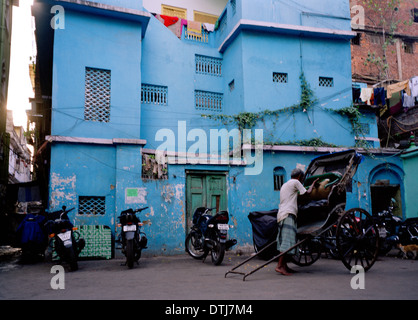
[46,135,147,146]
[44,0,150,37]
[219,19,356,53]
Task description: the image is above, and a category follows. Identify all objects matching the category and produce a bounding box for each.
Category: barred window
[273,72,288,83]
[319,77,334,87]
[79,196,106,215]
[195,90,223,112]
[195,55,222,76]
[84,67,111,122]
[141,84,168,105]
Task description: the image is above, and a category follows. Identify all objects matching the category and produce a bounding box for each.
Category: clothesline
[353,76,418,117]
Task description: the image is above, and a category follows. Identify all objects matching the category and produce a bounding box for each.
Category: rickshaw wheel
[290,237,321,267]
[336,208,379,272]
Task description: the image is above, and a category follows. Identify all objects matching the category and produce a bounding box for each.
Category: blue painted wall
[44,0,405,257]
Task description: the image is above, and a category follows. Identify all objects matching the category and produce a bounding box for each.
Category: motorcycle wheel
[185,231,207,259]
[66,247,78,271]
[126,239,135,269]
[211,242,225,266]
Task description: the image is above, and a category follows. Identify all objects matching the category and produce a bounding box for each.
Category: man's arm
[305,178,319,194]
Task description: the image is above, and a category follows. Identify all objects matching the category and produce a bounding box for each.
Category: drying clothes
[410,76,418,98]
[352,88,361,103]
[203,23,215,32]
[187,20,202,38]
[160,14,179,27]
[403,93,416,108]
[387,80,411,99]
[360,88,373,105]
[389,99,403,115]
[373,87,386,106]
[167,18,182,38]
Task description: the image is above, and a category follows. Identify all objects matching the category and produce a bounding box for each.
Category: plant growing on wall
[201,72,316,130]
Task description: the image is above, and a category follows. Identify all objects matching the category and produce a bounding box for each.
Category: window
[404,40,414,54]
[195,55,222,76]
[84,67,111,122]
[274,167,286,191]
[357,123,370,135]
[195,90,223,112]
[273,72,288,83]
[141,84,168,105]
[79,196,106,215]
[319,77,334,87]
[194,10,218,24]
[369,35,381,45]
[161,4,187,19]
[229,79,235,91]
[351,33,361,46]
[412,8,418,23]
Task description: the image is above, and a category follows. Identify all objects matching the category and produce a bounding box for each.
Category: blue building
[32,0,405,256]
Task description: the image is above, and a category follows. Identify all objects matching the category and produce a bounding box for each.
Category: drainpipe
[395,39,403,80]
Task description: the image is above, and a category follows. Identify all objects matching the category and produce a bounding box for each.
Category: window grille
[273,72,288,83]
[357,123,370,135]
[319,77,334,87]
[195,55,222,76]
[84,67,111,122]
[79,196,106,215]
[274,167,286,191]
[195,90,223,112]
[141,84,168,105]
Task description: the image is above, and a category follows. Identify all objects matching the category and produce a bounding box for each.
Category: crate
[76,225,112,260]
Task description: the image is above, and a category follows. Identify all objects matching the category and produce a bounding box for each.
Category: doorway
[185,171,227,232]
[370,181,402,217]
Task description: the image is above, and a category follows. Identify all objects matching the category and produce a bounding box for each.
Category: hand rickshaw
[225,150,380,281]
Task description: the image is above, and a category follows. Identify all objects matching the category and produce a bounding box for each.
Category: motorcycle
[185,207,237,265]
[117,207,149,269]
[44,206,85,271]
[373,199,418,255]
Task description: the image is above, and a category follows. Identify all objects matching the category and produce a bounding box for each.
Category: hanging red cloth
[160,15,179,27]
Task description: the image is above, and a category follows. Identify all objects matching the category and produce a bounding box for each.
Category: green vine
[201,72,316,130]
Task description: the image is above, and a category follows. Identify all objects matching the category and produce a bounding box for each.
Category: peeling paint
[49,172,77,209]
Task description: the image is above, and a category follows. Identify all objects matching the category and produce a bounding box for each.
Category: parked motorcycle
[44,206,85,271]
[117,207,149,269]
[185,207,237,265]
[373,199,418,255]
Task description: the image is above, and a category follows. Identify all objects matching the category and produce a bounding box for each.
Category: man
[275,168,318,276]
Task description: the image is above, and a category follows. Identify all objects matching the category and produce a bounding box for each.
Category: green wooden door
[186,172,227,232]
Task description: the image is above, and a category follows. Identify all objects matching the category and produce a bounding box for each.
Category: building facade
[32,0,406,257]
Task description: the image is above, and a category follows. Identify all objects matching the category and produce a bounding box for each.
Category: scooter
[44,206,85,271]
[185,207,237,265]
[117,207,149,269]
[373,199,418,255]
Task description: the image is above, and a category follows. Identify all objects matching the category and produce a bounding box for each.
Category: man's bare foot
[275,266,292,276]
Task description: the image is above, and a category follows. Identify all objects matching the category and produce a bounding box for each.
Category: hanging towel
[387,80,411,99]
[410,76,418,98]
[160,15,179,27]
[187,20,202,38]
[360,88,373,105]
[203,23,215,32]
[373,87,386,106]
[403,93,415,108]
